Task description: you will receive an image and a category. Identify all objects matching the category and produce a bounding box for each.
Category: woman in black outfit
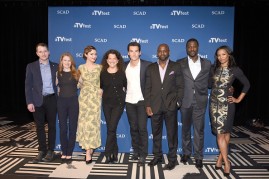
[100,49,127,163]
[56,52,79,163]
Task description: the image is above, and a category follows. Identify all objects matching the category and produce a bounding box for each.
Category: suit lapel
[183,58,194,80]
[153,63,162,84]
[195,58,204,79]
[163,60,172,84]
[34,60,43,83]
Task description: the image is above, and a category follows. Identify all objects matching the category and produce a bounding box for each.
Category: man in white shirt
[177,38,212,169]
[124,42,151,166]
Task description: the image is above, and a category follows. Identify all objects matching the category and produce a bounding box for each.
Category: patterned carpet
[0,117,269,179]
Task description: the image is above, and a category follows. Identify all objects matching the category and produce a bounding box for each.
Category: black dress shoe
[180,155,190,164]
[131,153,139,160]
[32,151,45,163]
[111,154,118,163]
[163,163,176,170]
[137,157,146,167]
[43,150,55,162]
[104,155,111,164]
[148,158,162,166]
[195,159,203,169]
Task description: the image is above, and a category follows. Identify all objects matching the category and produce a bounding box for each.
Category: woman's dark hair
[101,49,124,72]
[214,45,237,71]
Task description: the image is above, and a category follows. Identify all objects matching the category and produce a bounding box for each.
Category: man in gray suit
[145,43,184,170]
[177,38,211,169]
[25,43,58,163]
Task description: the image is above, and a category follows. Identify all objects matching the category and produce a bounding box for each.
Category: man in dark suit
[25,42,58,163]
[177,38,211,169]
[145,43,184,170]
[124,42,151,166]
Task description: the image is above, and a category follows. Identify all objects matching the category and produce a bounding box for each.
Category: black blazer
[124,59,151,97]
[25,60,58,107]
[144,60,184,113]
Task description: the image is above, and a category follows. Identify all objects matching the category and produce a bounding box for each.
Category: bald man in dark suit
[145,43,184,170]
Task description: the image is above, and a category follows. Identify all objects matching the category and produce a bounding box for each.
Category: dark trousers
[33,94,57,152]
[126,101,148,157]
[102,103,124,156]
[151,104,178,164]
[180,96,205,160]
[57,96,79,156]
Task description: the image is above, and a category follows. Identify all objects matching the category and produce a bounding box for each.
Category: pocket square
[169,71,175,75]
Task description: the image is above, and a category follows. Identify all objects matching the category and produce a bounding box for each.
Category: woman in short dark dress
[209,45,250,176]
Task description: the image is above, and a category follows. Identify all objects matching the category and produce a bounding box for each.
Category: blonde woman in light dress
[76,45,102,164]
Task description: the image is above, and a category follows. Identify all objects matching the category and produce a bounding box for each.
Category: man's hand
[146,107,153,116]
[27,104,35,112]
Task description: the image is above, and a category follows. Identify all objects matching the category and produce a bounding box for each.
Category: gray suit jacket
[177,57,211,109]
[145,60,184,113]
[25,60,58,107]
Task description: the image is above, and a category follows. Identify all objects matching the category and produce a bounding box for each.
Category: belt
[43,93,55,97]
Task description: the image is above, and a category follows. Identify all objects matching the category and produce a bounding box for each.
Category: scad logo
[212,11,225,15]
[94,38,108,43]
[170,10,189,16]
[92,10,110,16]
[54,36,72,42]
[57,10,69,14]
[114,24,127,29]
[172,38,185,43]
[192,24,205,28]
[76,53,83,58]
[130,38,149,43]
[150,24,169,29]
[116,134,126,138]
[209,38,227,43]
[133,11,146,15]
[74,23,91,28]
[205,147,219,153]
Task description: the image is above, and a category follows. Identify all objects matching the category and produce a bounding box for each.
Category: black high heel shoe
[223,162,231,177]
[66,156,72,164]
[85,155,92,165]
[215,165,222,170]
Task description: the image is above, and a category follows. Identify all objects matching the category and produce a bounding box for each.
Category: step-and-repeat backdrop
[48,6,234,154]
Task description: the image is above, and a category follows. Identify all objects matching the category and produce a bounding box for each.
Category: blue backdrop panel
[49,6,234,155]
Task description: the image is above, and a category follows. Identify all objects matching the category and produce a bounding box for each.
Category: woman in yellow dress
[76,45,102,164]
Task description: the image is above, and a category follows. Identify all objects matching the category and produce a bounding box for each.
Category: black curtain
[0,1,268,125]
